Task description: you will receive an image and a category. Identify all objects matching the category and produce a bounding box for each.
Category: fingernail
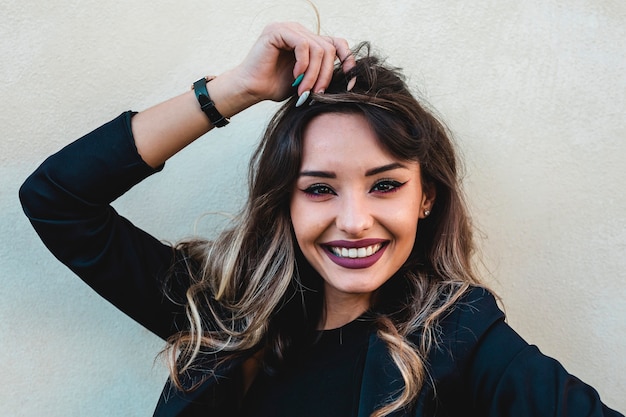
[347,76,357,91]
[295,90,310,107]
[291,74,305,87]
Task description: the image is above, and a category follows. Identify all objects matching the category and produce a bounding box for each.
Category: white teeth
[330,244,382,259]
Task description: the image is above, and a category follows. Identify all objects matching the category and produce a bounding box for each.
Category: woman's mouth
[327,243,384,259]
[322,240,388,269]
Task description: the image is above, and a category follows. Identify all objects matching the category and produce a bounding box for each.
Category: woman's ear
[419,182,436,219]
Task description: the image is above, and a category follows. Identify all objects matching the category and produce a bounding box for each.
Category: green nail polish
[292,74,304,87]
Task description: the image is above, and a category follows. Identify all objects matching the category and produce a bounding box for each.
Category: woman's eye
[303,184,336,196]
[371,180,406,193]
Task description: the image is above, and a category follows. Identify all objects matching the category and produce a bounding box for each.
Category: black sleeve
[447,288,623,416]
[19,112,188,340]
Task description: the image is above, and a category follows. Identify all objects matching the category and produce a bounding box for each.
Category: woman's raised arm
[132,22,355,168]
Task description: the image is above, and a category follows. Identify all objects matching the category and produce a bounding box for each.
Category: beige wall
[2,0,624,415]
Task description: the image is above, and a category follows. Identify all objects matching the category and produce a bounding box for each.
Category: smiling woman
[291,112,431,329]
[18,22,622,417]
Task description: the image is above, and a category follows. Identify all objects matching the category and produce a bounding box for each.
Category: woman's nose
[335,193,374,236]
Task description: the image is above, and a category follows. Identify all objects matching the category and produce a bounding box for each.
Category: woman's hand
[231,22,355,103]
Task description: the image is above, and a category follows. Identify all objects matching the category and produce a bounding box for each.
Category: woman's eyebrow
[299,170,336,178]
[299,163,407,178]
[365,162,407,176]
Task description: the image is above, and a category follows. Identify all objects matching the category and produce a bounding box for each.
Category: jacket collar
[357,333,407,417]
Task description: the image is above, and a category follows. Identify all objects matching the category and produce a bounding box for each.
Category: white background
[1,0,624,415]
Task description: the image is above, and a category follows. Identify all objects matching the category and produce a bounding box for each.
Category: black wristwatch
[192,76,230,128]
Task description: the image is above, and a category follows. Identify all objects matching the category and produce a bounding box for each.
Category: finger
[305,36,354,94]
[330,37,356,73]
[268,25,317,88]
[292,37,328,95]
[311,39,339,93]
[291,39,312,83]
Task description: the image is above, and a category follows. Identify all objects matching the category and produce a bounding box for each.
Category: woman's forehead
[300,112,419,172]
[301,113,386,161]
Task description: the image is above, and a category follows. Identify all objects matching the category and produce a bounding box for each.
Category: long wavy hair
[165,44,482,417]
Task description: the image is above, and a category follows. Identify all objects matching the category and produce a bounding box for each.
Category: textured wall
[2,0,624,415]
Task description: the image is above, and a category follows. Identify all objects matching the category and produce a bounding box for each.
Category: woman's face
[290,112,434,326]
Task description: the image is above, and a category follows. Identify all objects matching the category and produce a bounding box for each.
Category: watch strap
[192,76,230,128]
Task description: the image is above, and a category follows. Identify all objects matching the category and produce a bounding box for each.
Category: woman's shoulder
[440,285,504,337]
[417,286,507,371]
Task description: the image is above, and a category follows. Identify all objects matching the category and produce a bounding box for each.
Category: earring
[424,209,431,217]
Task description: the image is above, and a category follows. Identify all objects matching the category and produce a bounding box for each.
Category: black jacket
[19,112,623,417]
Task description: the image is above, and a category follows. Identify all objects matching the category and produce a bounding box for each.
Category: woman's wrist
[205,69,263,120]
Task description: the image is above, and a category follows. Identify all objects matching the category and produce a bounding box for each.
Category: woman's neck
[320,291,371,330]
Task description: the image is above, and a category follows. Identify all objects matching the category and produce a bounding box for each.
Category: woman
[19,22,622,417]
